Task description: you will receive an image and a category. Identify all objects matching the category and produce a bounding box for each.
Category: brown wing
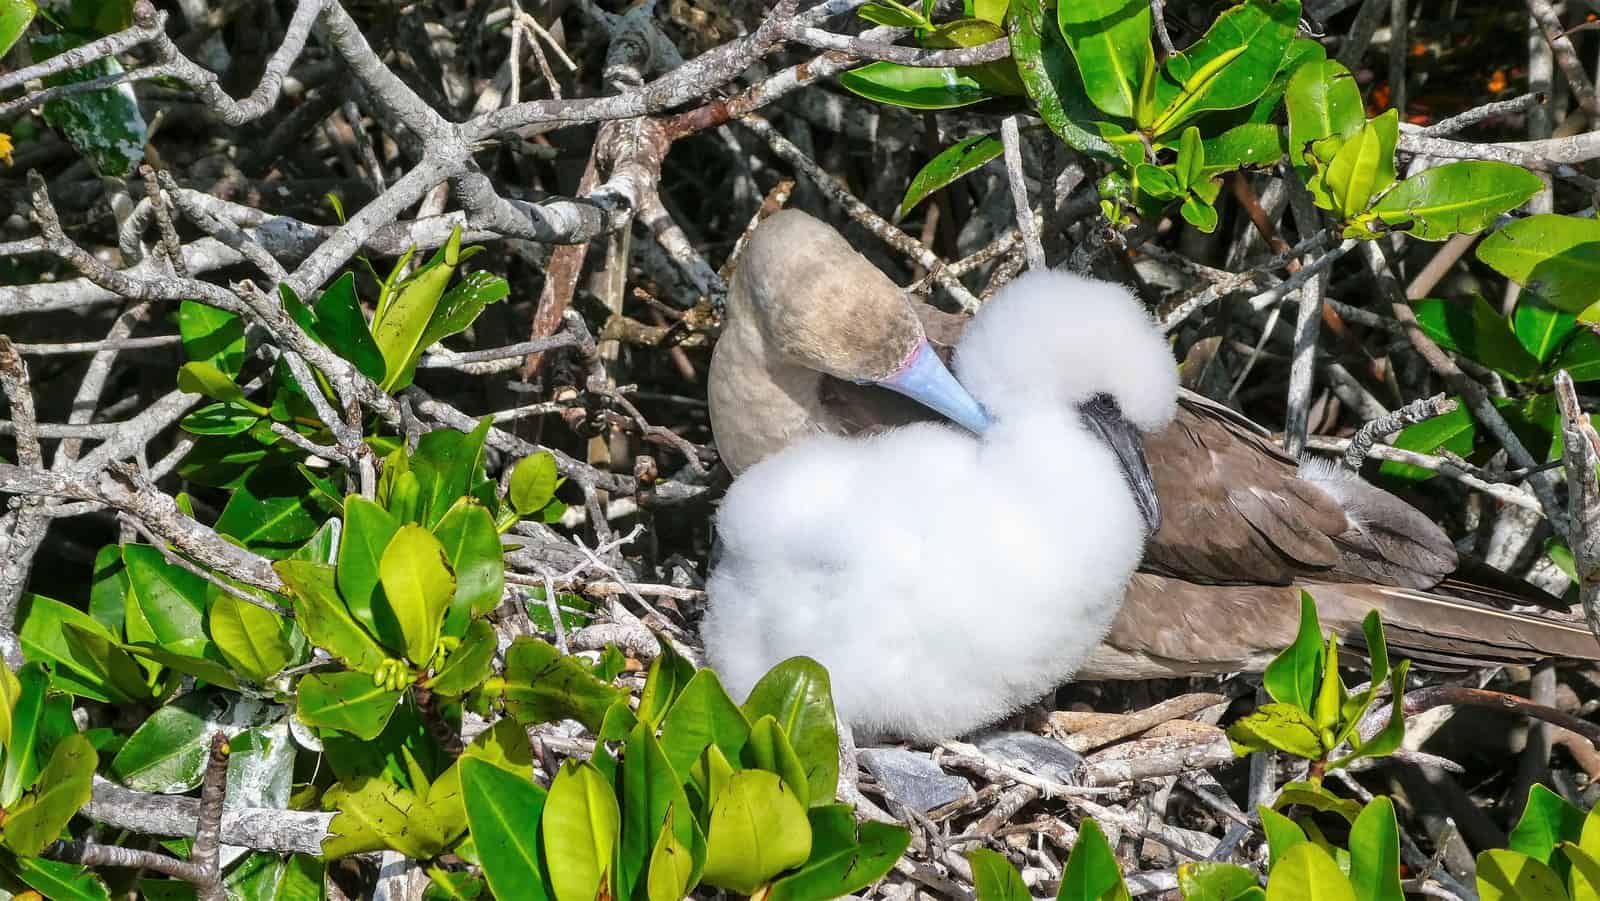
[1081,574,1600,679]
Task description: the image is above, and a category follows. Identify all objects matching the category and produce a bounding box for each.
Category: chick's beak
[872,339,991,436]
[1080,402,1161,535]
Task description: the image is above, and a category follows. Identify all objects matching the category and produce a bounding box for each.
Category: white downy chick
[702,270,1178,742]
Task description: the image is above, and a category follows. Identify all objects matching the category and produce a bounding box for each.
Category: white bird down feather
[702,270,1180,742]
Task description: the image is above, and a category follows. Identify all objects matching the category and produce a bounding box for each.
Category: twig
[1344,394,1459,471]
[1555,370,1600,647]
[1001,116,1045,272]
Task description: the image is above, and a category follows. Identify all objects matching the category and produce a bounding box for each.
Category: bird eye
[1091,393,1120,417]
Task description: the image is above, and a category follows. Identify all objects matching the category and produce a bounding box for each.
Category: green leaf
[1175,126,1205,190]
[1478,849,1568,901]
[1375,161,1543,241]
[2,664,46,807]
[461,757,551,901]
[1182,195,1221,232]
[638,632,696,728]
[274,559,390,673]
[379,523,456,665]
[1333,660,1410,768]
[838,61,999,110]
[857,2,927,27]
[742,715,812,808]
[3,853,111,901]
[647,808,696,901]
[216,473,328,559]
[620,722,704,901]
[1265,843,1356,900]
[1060,817,1131,900]
[1286,59,1363,162]
[424,619,498,697]
[500,636,623,732]
[121,543,207,646]
[1511,783,1589,866]
[1347,797,1403,901]
[1263,591,1323,710]
[32,32,146,176]
[1566,842,1600,901]
[0,0,34,58]
[740,657,839,808]
[660,668,752,782]
[296,671,404,740]
[0,733,95,856]
[767,806,908,901]
[1514,292,1579,364]
[1148,0,1301,136]
[1007,1,1117,160]
[177,360,261,412]
[1478,213,1600,313]
[1057,0,1151,118]
[1413,296,1542,381]
[1136,163,1182,199]
[702,770,812,896]
[1199,123,1286,178]
[110,694,214,793]
[208,590,292,683]
[19,594,153,704]
[179,402,261,436]
[1323,109,1399,220]
[897,135,1003,220]
[418,271,512,358]
[431,499,502,639]
[510,452,561,516]
[323,774,454,859]
[338,496,404,650]
[177,301,246,377]
[1178,862,1264,901]
[1259,806,1308,866]
[312,272,386,383]
[543,760,620,901]
[1227,703,1325,759]
[374,226,464,392]
[968,849,1028,901]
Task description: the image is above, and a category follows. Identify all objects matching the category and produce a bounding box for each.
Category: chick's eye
[1091,393,1120,417]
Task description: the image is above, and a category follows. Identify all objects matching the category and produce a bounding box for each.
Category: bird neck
[708,312,831,476]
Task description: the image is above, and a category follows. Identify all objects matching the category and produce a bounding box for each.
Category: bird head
[734,209,991,435]
[954,270,1179,534]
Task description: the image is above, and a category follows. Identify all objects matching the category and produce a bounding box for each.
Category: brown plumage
[707,210,1600,678]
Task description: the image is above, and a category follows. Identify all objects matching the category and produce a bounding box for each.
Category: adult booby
[704,210,1600,739]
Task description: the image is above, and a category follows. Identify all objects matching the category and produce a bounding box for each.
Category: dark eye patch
[1091,393,1120,417]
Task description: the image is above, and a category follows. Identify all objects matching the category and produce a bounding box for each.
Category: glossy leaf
[838,61,997,110]
[1199,123,1285,177]
[374,227,463,392]
[177,361,257,410]
[1514,292,1579,364]
[1259,805,1308,866]
[411,417,494,528]
[1057,0,1151,118]
[1265,843,1355,900]
[208,589,292,683]
[322,774,453,859]
[619,722,703,901]
[1564,841,1600,901]
[1413,296,1542,381]
[510,452,561,516]
[660,669,752,780]
[1334,660,1411,768]
[1375,161,1543,240]
[1148,0,1301,135]
[4,854,111,901]
[424,619,498,697]
[1007,1,1116,160]
[177,301,246,377]
[897,134,1002,219]
[215,474,327,559]
[296,671,403,740]
[543,760,620,901]
[742,715,812,808]
[110,695,214,793]
[1178,862,1264,901]
[122,544,207,647]
[701,770,812,896]
[32,32,146,176]
[1285,59,1363,160]
[1227,703,1325,759]
[766,806,909,901]
[1263,591,1322,709]
[418,271,511,356]
[637,631,696,728]
[312,272,386,383]
[1510,783,1588,866]
[180,402,260,436]
[376,523,457,665]
[1478,213,1600,312]
[18,595,147,704]
[461,757,551,901]
[1061,818,1131,900]
[647,808,696,901]
[274,559,389,673]
[500,636,623,732]
[1478,849,1567,901]
[432,499,503,638]
[1,733,95,856]
[968,848,1028,901]
[857,2,926,27]
[1347,797,1403,901]
[338,496,403,649]
[741,657,839,807]
[1323,109,1399,220]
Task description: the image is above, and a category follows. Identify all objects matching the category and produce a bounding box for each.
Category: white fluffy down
[702,270,1177,742]
[955,270,1179,431]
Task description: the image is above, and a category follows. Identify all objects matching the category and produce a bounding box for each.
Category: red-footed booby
[703,210,1600,740]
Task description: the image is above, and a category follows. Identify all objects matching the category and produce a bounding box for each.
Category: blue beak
[873,339,991,436]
